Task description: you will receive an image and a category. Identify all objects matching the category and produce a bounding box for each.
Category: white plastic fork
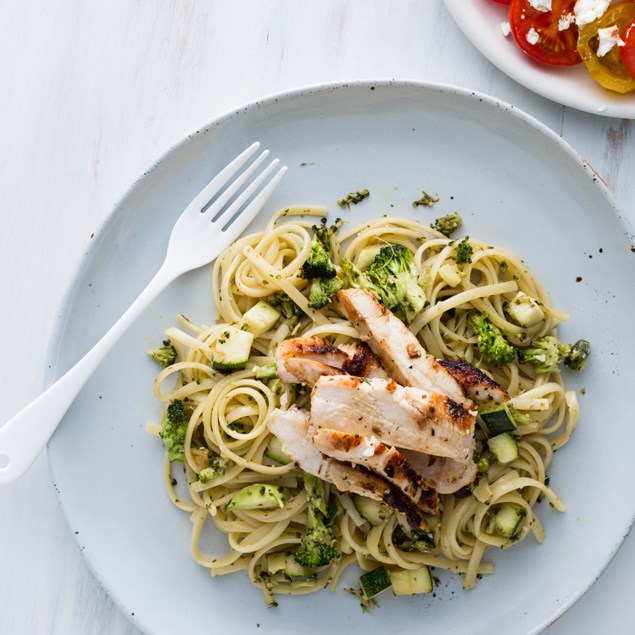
[0,142,287,484]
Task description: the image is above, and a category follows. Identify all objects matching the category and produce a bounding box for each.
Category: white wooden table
[1,2,633,633]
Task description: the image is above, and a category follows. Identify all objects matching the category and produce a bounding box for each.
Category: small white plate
[442,0,635,118]
[47,80,635,635]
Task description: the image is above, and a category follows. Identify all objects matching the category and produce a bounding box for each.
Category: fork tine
[212,157,281,226]
[221,164,288,234]
[188,141,261,212]
[206,149,270,220]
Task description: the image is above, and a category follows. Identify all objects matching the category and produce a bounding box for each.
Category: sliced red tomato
[489,0,510,4]
[621,18,635,79]
[578,2,635,93]
[509,0,582,66]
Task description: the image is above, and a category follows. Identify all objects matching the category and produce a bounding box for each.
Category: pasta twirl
[148,208,580,605]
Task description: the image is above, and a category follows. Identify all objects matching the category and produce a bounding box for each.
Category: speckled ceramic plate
[443,0,635,118]
[47,80,635,635]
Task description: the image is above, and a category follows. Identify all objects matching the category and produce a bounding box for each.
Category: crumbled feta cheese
[501,20,511,37]
[528,0,551,12]
[558,13,575,31]
[574,0,610,26]
[526,27,540,45]
[597,25,625,57]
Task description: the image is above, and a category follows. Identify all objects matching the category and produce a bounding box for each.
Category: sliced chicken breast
[276,336,389,385]
[312,428,438,514]
[337,288,472,408]
[439,358,509,405]
[399,449,478,495]
[340,341,390,380]
[266,407,431,528]
[276,337,348,385]
[311,375,475,463]
[278,357,343,386]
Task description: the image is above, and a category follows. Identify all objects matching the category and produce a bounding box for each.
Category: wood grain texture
[0,1,632,634]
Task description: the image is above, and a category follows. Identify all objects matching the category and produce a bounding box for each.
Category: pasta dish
[146,205,587,608]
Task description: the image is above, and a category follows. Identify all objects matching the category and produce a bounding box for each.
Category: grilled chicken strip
[399,449,478,495]
[339,342,390,380]
[439,358,509,405]
[311,375,475,463]
[277,357,343,386]
[276,337,389,385]
[312,428,438,514]
[266,407,431,528]
[337,289,473,408]
[276,337,349,385]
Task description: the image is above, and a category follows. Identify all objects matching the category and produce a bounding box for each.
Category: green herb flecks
[412,191,439,208]
[337,189,369,209]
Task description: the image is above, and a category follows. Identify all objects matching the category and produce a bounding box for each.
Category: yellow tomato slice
[577,1,635,93]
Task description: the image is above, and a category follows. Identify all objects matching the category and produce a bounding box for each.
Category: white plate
[47,80,635,635]
[442,0,635,118]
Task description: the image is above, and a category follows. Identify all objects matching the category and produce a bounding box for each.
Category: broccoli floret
[148,342,177,366]
[342,245,426,323]
[337,189,369,209]
[518,336,569,374]
[294,473,340,568]
[564,339,591,371]
[199,453,227,484]
[340,257,364,287]
[391,526,435,553]
[471,313,516,366]
[267,293,303,329]
[454,236,473,264]
[161,399,188,463]
[473,440,490,474]
[308,275,345,309]
[301,218,342,280]
[294,507,340,567]
[267,294,301,319]
[520,336,591,373]
[430,213,463,237]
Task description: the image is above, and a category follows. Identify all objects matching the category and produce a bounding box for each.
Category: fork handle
[0,262,177,484]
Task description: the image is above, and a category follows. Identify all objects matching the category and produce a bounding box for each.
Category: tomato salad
[491,0,635,93]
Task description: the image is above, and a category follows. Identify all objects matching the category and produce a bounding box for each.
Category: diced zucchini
[225,483,288,511]
[506,291,544,327]
[388,566,433,595]
[353,494,391,526]
[265,435,291,464]
[359,567,392,599]
[356,245,383,270]
[266,377,284,406]
[212,326,254,371]
[480,402,517,435]
[484,510,497,535]
[494,504,526,539]
[255,362,277,379]
[240,301,281,337]
[472,479,493,504]
[267,551,288,574]
[438,263,464,288]
[284,556,314,578]
[487,433,518,464]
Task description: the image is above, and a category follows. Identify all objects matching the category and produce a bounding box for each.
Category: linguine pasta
[147,207,579,605]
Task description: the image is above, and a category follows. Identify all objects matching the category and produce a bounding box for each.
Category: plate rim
[44,78,634,635]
